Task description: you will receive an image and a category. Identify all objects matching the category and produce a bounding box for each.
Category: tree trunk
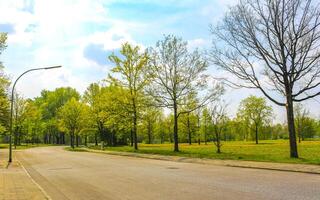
[187,113,191,145]
[286,95,299,158]
[85,135,87,146]
[204,124,207,145]
[255,124,258,144]
[76,134,79,147]
[215,131,221,154]
[70,132,74,149]
[133,110,138,150]
[160,130,164,144]
[95,132,98,146]
[148,121,152,144]
[197,114,200,145]
[217,145,221,154]
[173,102,179,152]
[62,133,65,144]
[130,128,133,147]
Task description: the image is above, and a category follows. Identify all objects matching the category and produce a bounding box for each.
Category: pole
[9,66,61,162]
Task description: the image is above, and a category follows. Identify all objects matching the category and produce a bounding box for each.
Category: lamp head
[44,65,62,70]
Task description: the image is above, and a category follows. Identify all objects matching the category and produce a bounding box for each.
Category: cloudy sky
[0,0,319,122]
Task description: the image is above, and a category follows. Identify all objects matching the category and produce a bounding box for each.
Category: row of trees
[1,79,319,153]
[1,0,320,158]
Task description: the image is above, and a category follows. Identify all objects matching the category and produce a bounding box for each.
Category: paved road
[16,146,320,200]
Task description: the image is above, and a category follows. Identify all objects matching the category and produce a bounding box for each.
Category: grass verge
[0,143,52,150]
[85,140,320,165]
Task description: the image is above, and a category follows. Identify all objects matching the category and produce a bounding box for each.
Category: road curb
[71,148,320,175]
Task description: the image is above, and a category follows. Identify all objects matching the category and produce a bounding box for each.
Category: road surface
[16,146,320,200]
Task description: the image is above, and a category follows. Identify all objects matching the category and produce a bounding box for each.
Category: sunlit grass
[89,140,320,165]
[0,143,53,149]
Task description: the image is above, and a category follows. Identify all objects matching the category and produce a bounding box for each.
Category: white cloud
[0,0,143,98]
[187,38,208,50]
[1,0,318,123]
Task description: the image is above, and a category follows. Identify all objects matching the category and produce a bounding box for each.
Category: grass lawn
[88,140,320,165]
[0,143,52,150]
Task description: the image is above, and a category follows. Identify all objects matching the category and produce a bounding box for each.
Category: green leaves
[238,95,273,126]
[58,97,90,134]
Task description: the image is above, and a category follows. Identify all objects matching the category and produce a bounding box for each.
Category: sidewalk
[85,148,320,174]
[0,150,48,200]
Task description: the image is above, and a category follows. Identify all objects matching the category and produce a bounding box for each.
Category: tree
[108,43,150,150]
[210,0,320,157]
[83,83,105,146]
[201,107,211,145]
[0,75,9,136]
[148,35,223,152]
[299,116,317,139]
[209,102,228,153]
[294,103,309,142]
[12,93,27,147]
[23,100,42,144]
[237,96,273,144]
[141,107,161,144]
[58,98,89,149]
[180,111,197,145]
[0,33,9,138]
[180,93,198,145]
[35,87,80,144]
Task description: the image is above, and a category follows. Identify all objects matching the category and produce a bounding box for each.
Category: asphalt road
[16,146,320,200]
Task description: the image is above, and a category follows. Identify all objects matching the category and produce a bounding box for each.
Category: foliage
[108,42,150,150]
[58,97,90,148]
[237,96,273,144]
[0,33,8,137]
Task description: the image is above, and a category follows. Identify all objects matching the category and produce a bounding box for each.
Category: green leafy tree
[294,103,309,142]
[83,83,105,146]
[201,107,211,145]
[22,100,42,144]
[35,87,80,144]
[0,33,7,68]
[58,98,89,148]
[0,33,9,139]
[237,96,273,144]
[141,107,161,144]
[180,93,199,145]
[12,93,27,147]
[108,43,150,150]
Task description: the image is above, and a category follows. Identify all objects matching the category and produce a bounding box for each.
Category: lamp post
[8,65,62,163]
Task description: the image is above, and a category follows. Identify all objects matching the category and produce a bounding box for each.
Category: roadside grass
[65,147,89,152]
[87,140,320,165]
[0,143,54,150]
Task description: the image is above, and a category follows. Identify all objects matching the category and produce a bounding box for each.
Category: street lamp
[8,65,62,162]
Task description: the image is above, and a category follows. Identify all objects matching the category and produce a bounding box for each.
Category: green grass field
[89,140,320,165]
[0,143,51,150]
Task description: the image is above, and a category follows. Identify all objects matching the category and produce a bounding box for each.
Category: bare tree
[210,0,320,158]
[148,35,223,152]
[209,102,228,154]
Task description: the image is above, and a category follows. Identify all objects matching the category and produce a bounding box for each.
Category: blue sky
[0,0,319,122]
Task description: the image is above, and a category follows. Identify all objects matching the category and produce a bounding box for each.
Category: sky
[0,0,319,123]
